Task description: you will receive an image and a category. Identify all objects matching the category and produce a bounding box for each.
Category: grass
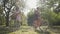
[0,26,60,34]
[9,26,38,34]
[9,30,38,34]
[0,26,38,34]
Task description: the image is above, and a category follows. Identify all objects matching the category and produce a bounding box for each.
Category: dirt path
[9,26,38,34]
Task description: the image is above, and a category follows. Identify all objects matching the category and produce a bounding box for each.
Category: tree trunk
[6,12,9,26]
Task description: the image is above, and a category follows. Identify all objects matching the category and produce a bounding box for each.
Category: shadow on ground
[0,26,20,34]
[35,29,50,34]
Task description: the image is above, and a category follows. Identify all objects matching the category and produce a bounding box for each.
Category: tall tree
[3,0,16,26]
[2,0,25,26]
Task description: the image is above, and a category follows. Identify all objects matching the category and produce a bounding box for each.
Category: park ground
[0,26,60,34]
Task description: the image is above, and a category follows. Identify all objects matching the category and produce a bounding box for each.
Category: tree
[38,0,60,26]
[3,0,17,26]
[2,0,25,26]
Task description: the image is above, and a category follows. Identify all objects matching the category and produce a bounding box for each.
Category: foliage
[27,9,34,26]
[37,0,60,26]
[21,12,28,26]
[0,5,6,25]
[0,0,25,26]
[41,9,60,26]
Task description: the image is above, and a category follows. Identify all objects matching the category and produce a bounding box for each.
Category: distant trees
[0,0,60,27]
[38,0,60,26]
[27,9,34,26]
[27,8,42,26]
[21,12,27,26]
[27,0,60,26]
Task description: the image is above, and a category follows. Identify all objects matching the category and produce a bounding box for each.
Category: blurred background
[0,0,60,34]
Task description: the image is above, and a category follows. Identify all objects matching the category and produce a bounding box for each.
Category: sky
[25,0,38,8]
[23,0,39,16]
